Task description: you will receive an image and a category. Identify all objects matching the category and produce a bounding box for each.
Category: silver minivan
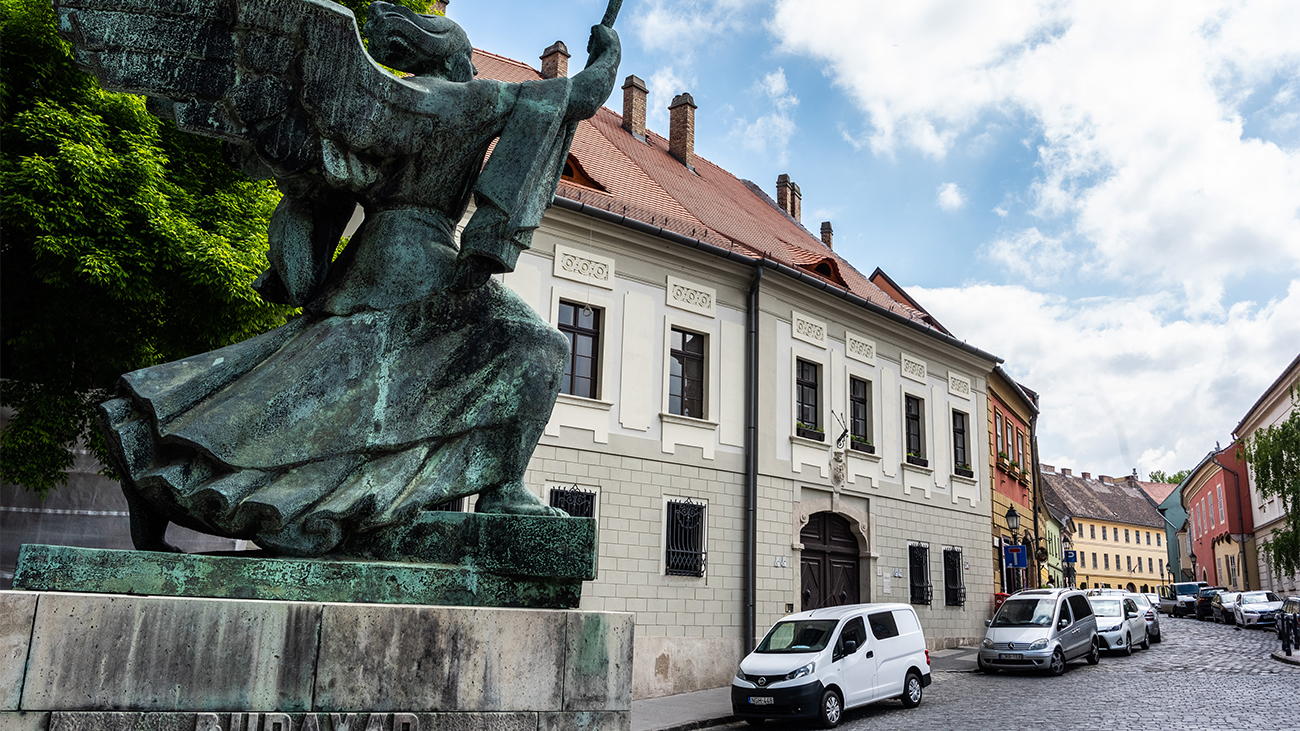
[732,603,931,727]
[978,589,1100,675]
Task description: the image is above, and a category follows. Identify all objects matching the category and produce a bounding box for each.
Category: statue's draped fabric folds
[54,0,622,556]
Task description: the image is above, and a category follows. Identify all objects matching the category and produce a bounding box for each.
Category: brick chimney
[820,221,833,249]
[1082,472,1091,480]
[1061,468,1073,476]
[540,41,570,79]
[669,92,697,170]
[1100,475,1113,484]
[1041,464,1056,473]
[622,75,647,140]
[777,174,801,222]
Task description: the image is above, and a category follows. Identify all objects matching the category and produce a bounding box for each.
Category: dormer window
[799,257,847,287]
[560,154,603,190]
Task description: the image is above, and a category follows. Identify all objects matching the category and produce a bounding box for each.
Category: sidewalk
[630,648,979,731]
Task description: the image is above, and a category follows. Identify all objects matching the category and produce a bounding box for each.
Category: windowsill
[556,393,614,411]
[790,434,830,450]
[902,461,935,476]
[951,472,978,486]
[660,412,719,430]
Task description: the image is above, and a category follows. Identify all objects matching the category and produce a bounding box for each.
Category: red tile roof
[471,50,935,326]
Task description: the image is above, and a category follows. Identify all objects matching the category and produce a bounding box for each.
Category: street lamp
[1189,549,1197,582]
[1061,532,1074,588]
[1005,505,1022,591]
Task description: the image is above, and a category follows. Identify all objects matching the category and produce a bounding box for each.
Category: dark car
[1210,591,1241,624]
[1195,586,1227,621]
[1279,596,1300,644]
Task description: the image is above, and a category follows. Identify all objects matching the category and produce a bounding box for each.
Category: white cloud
[985,228,1071,284]
[936,182,965,211]
[646,67,695,131]
[993,206,1010,217]
[631,0,753,60]
[770,1,1300,314]
[912,282,1300,478]
[728,68,800,163]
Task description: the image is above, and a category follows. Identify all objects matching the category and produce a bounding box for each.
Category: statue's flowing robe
[99,76,579,557]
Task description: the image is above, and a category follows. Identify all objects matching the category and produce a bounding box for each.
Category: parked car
[1128,593,1162,643]
[977,588,1100,676]
[732,603,932,727]
[1279,596,1300,643]
[1232,591,1284,628]
[1211,591,1242,624]
[1195,586,1228,621]
[1143,592,1160,612]
[1090,595,1148,655]
[1162,581,1208,617]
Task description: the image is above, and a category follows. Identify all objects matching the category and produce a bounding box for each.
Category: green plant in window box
[850,434,874,454]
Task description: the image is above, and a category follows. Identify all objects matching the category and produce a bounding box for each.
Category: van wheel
[1047,648,1066,676]
[818,689,843,728]
[900,671,923,708]
[1086,640,1100,665]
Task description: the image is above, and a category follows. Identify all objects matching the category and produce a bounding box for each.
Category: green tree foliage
[1149,469,1192,485]
[1242,387,1300,581]
[0,0,429,496]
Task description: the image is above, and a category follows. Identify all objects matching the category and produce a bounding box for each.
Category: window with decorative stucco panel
[796,358,822,441]
[952,410,971,477]
[849,376,874,453]
[905,394,926,465]
[557,300,601,399]
[668,327,706,419]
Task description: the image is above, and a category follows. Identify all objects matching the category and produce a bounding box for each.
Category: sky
[449,0,1300,480]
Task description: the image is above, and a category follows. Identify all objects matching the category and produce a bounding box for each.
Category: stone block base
[1,590,632,729]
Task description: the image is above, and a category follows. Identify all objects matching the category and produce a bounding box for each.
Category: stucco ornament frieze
[554,244,616,289]
[666,276,716,317]
[792,311,827,348]
[948,371,972,399]
[845,331,876,365]
[901,353,928,383]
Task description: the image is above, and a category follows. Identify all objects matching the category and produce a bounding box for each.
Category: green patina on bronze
[15,513,597,607]
[47,0,622,582]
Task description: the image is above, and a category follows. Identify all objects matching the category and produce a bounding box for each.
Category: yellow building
[1041,467,1168,593]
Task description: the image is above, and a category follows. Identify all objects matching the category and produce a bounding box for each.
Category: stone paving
[716,615,1299,731]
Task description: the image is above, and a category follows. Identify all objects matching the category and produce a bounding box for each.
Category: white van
[731,603,931,728]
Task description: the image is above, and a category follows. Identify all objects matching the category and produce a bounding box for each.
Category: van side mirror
[1058,617,1070,630]
[844,640,857,654]
[984,619,991,627]
[1126,610,1138,619]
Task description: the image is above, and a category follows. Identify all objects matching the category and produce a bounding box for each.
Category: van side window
[835,617,866,658]
[1067,595,1092,619]
[868,611,900,640]
[1057,602,1073,626]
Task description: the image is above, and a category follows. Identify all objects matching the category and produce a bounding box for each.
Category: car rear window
[868,611,900,639]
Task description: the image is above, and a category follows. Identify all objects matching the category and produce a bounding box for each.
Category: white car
[732,603,932,727]
[1234,591,1285,628]
[1128,593,1162,643]
[1089,595,1148,656]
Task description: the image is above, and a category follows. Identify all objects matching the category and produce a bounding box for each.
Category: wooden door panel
[801,555,824,611]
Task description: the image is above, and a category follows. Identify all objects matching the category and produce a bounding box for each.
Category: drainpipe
[1030,413,1041,587]
[743,264,762,652]
[1210,448,1248,591]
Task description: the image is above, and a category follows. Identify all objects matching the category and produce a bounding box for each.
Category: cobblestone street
[719,616,1299,731]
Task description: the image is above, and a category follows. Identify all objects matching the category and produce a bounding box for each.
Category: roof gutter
[553,196,1003,365]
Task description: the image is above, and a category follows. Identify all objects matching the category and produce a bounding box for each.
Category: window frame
[909,542,932,605]
[664,496,708,578]
[943,546,965,607]
[549,290,614,402]
[546,482,599,520]
[904,393,927,465]
[848,374,875,454]
[951,409,971,476]
[667,326,708,420]
[794,356,823,441]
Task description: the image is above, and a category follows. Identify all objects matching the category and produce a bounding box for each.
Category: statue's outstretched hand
[587,24,617,62]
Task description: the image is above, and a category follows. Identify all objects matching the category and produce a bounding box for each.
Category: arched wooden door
[800,512,861,611]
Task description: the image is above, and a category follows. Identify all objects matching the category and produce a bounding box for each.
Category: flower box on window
[955,464,974,478]
[796,422,824,442]
[906,453,928,468]
[850,437,875,454]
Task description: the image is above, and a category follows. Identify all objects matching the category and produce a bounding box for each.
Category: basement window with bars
[549,485,597,518]
[666,498,707,577]
[943,547,966,607]
[909,543,932,605]
[430,497,464,512]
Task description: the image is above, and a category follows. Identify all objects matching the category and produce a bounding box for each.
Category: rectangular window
[849,377,873,452]
[1078,522,1084,536]
[943,547,965,606]
[1116,554,1121,570]
[1157,534,1162,547]
[665,499,707,577]
[1104,554,1110,570]
[1125,529,1130,543]
[1159,559,1163,575]
[1218,486,1226,524]
[1131,555,1137,572]
[1092,552,1098,569]
[548,485,596,518]
[905,395,925,460]
[1148,557,1154,573]
[909,543,932,605]
[668,328,706,419]
[995,412,1004,454]
[1005,421,1014,463]
[558,301,600,399]
[795,359,821,440]
[1102,526,1107,541]
[1146,531,1151,545]
[952,410,969,472]
[1090,524,1096,539]
[1016,431,1025,468]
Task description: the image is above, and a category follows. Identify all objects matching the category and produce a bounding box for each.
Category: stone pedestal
[1,590,633,731]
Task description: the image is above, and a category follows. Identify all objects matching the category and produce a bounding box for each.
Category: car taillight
[1146,610,1155,620]
[926,649,931,665]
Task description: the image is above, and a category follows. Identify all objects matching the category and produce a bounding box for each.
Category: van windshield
[1172,582,1201,596]
[755,620,839,653]
[991,598,1055,627]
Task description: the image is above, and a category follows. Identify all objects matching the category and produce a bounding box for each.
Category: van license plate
[749,697,774,705]
[998,653,1023,660]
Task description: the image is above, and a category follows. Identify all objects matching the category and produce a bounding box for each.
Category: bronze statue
[53,0,622,556]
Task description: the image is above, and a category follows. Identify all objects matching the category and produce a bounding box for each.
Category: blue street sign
[1004,545,1028,569]
[1064,550,1078,564]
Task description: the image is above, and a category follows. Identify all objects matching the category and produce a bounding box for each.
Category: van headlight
[1028,638,1048,651]
[982,638,994,648]
[785,662,815,681]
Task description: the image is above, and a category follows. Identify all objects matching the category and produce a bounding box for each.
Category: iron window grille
[943,547,965,606]
[795,359,822,441]
[549,485,596,518]
[558,300,600,399]
[430,497,464,512]
[669,328,706,419]
[909,543,932,605]
[849,376,873,453]
[666,498,707,577]
[952,410,971,476]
